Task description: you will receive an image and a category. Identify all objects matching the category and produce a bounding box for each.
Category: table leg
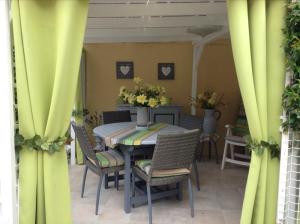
[208,140,212,160]
[213,140,219,164]
[199,141,204,162]
[123,147,132,213]
[104,174,109,189]
[176,182,183,201]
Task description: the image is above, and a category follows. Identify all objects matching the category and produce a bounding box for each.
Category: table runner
[104,123,167,147]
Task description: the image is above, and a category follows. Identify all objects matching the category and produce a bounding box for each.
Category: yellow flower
[208,92,217,105]
[136,94,148,104]
[197,93,204,100]
[127,94,136,104]
[208,98,216,105]
[147,84,155,92]
[160,87,166,94]
[160,96,169,106]
[148,98,158,108]
[123,93,129,101]
[134,77,143,84]
[211,92,217,99]
[119,86,126,96]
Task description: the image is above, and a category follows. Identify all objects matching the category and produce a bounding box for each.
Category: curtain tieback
[246,137,280,159]
[15,132,70,154]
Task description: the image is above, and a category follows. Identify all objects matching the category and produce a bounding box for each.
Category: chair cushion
[95,150,124,168]
[135,159,190,178]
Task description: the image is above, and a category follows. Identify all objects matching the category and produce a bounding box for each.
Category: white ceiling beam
[90,0,220,3]
[202,26,228,43]
[87,15,227,29]
[88,2,226,17]
[85,27,199,37]
[84,35,203,43]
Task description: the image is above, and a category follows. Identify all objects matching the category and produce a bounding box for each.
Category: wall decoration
[158,63,175,80]
[116,61,134,79]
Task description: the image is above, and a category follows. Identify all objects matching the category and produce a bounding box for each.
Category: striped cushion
[95,150,124,168]
[135,160,190,178]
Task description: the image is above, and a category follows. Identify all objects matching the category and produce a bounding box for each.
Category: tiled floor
[70,161,248,224]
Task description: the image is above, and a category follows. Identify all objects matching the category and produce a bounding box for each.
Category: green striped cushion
[136,159,152,175]
[233,105,249,137]
[135,159,190,178]
[95,150,124,168]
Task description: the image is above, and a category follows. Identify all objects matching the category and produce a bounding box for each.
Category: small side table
[199,133,220,164]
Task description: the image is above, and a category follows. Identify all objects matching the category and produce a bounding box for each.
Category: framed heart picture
[158,63,175,80]
[116,61,134,79]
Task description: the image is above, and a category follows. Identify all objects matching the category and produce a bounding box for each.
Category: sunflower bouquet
[118,77,171,108]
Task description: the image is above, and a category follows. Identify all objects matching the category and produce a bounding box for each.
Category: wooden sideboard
[116,104,182,126]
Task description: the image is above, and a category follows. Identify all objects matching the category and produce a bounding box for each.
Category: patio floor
[70,161,248,224]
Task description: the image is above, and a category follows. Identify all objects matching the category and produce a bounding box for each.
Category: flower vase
[202,109,221,134]
[136,107,149,129]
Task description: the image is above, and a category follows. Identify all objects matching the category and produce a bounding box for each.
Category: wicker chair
[179,114,203,191]
[71,122,124,215]
[132,129,200,224]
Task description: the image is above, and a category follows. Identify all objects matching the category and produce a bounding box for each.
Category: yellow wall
[84,40,241,152]
[84,42,193,113]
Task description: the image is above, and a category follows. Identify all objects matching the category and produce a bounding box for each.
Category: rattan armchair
[132,129,200,224]
[71,122,124,215]
[179,114,203,191]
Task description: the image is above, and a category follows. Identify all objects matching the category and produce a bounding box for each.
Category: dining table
[93,121,187,213]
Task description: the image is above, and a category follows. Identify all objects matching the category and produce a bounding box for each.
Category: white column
[190,27,228,115]
[0,1,18,223]
[191,41,204,115]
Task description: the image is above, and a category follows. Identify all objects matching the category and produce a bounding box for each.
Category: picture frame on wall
[158,63,175,80]
[116,61,134,79]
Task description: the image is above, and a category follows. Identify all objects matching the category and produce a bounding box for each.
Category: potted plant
[191,91,224,134]
[118,77,171,129]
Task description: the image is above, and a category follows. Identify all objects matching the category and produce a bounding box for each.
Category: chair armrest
[225,124,234,129]
[224,124,234,137]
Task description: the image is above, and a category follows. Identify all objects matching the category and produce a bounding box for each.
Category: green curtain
[75,62,84,165]
[227,0,285,223]
[12,1,88,223]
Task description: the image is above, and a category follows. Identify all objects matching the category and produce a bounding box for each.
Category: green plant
[84,111,102,128]
[282,80,300,131]
[284,1,300,79]
[282,1,300,131]
[72,108,89,118]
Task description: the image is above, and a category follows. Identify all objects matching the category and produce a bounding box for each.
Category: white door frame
[0,1,18,223]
